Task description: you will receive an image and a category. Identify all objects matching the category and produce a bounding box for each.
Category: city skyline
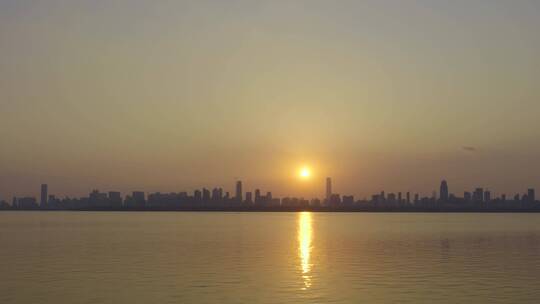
[0,177,536,202]
[2,178,538,211]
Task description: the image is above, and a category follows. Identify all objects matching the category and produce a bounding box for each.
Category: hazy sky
[1,0,540,200]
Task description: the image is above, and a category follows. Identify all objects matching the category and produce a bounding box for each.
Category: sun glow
[299,167,311,179]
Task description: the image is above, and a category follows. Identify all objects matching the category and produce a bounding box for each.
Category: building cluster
[0,179,538,211]
[363,180,537,210]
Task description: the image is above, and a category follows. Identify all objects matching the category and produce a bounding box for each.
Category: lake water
[1,212,540,303]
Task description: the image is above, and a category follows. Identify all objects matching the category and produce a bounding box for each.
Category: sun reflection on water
[298,212,313,290]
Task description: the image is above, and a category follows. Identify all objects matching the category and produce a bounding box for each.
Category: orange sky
[1,1,540,200]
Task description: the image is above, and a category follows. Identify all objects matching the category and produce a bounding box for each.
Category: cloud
[462,146,476,152]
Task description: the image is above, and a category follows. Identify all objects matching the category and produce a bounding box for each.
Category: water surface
[1,212,540,303]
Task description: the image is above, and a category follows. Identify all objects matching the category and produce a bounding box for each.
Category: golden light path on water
[298,212,313,290]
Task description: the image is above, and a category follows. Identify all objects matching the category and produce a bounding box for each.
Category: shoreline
[3,208,540,213]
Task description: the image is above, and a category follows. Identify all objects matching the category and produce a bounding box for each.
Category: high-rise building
[202,188,210,202]
[211,188,220,201]
[329,194,341,205]
[194,190,202,202]
[245,192,253,204]
[40,184,48,207]
[18,197,38,209]
[108,192,121,200]
[440,180,449,202]
[326,177,332,202]
[474,188,484,203]
[484,190,491,202]
[236,181,243,202]
[108,192,122,207]
[528,189,536,202]
[342,195,354,205]
[132,191,145,207]
[255,189,261,203]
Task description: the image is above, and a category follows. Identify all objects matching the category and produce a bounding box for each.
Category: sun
[299,167,311,179]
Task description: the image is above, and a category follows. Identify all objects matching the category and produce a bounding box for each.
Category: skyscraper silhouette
[326,177,332,202]
[40,184,48,207]
[255,189,261,204]
[236,181,242,202]
[194,190,202,202]
[484,190,491,202]
[202,188,210,202]
[245,192,252,204]
[132,191,145,207]
[474,188,484,203]
[440,180,449,202]
[528,189,535,202]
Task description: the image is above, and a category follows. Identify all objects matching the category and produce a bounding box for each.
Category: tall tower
[326,177,332,202]
[528,189,536,202]
[440,180,449,202]
[255,189,261,203]
[474,188,484,203]
[236,181,243,202]
[484,190,491,202]
[40,184,48,207]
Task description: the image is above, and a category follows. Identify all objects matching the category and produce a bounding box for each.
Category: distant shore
[3,207,540,213]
